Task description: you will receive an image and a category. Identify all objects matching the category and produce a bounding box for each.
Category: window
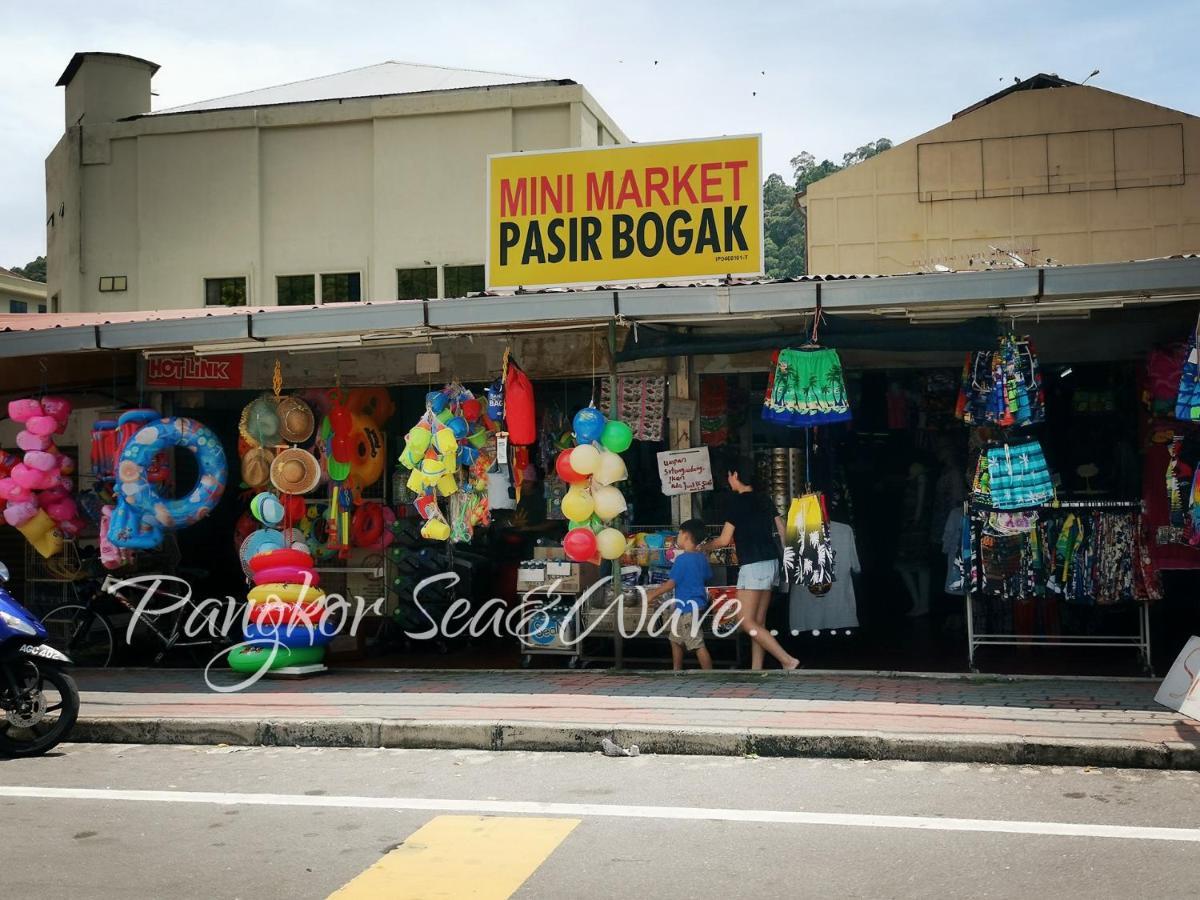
[205,277,247,307]
[321,272,361,303]
[397,267,438,301]
[98,275,128,292]
[9,300,28,314]
[37,305,46,314]
[277,274,315,307]
[50,293,60,313]
[443,264,484,298]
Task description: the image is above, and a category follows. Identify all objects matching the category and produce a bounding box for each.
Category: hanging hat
[239,395,282,447]
[240,447,273,489]
[277,396,315,444]
[270,447,321,496]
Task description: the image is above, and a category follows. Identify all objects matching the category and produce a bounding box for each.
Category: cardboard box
[534,546,567,561]
[517,559,601,594]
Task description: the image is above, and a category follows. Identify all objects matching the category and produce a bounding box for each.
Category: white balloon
[593,485,627,522]
[570,443,600,476]
[592,450,628,486]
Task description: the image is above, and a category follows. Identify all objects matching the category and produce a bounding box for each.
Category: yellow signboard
[486,135,762,290]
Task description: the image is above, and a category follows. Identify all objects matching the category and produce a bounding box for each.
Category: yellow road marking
[328,814,579,899]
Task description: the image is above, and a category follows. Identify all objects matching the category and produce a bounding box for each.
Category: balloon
[16,431,50,452]
[593,450,628,486]
[601,420,634,453]
[560,486,595,522]
[24,451,58,473]
[573,406,607,444]
[4,500,38,527]
[596,528,627,560]
[8,399,42,422]
[593,485,627,522]
[41,396,72,425]
[27,416,59,438]
[563,527,598,563]
[555,449,589,484]
[0,478,31,503]
[569,443,600,476]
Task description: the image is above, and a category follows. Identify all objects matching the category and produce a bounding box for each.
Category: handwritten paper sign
[656,446,713,496]
[1155,635,1200,721]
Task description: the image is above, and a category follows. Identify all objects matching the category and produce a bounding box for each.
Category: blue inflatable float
[108,416,227,549]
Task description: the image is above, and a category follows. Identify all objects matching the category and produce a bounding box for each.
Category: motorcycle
[0,561,79,756]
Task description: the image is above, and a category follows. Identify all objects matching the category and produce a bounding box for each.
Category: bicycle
[40,564,228,667]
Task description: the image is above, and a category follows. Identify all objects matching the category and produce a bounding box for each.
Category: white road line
[0,785,1196,842]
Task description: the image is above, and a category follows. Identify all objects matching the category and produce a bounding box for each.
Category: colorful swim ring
[253,565,319,588]
[248,599,326,626]
[247,582,325,605]
[107,417,227,550]
[244,620,334,649]
[227,643,326,673]
[351,502,385,548]
[248,547,314,573]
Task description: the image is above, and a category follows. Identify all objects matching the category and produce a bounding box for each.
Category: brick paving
[68,667,1200,749]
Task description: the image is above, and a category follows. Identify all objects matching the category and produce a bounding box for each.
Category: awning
[1,256,1197,360]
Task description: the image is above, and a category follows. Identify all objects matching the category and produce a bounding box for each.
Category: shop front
[2,258,1200,676]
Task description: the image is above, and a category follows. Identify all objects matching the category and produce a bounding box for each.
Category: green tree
[761,139,892,278]
[10,256,46,282]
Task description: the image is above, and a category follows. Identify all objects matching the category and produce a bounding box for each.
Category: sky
[2,0,1195,268]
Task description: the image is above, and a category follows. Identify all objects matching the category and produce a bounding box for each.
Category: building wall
[47,83,627,311]
[0,270,48,314]
[804,86,1200,274]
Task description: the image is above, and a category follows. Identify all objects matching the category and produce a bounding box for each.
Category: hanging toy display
[107,416,227,550]
[231,545,331,674]
[398,383,492,542]
[1,396,85,558]
[555,402,635,563]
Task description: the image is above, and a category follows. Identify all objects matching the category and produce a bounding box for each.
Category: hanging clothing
[1176,319,1200,422]
[785,493,836,591]
[600,376,666,442]
[943,508,966,595]
[972,440,1055,510]
[762,348,852,427]
[790,521,860,631]
[957,335,1046,428]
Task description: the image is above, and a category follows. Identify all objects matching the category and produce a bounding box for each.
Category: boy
[645,519,714,670]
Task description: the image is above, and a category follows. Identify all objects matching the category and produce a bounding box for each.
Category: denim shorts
[737,559,779,590]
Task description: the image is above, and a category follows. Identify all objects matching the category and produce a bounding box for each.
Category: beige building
[800,74,1200,275]
[0,266,47,314]
[45,52,626,313]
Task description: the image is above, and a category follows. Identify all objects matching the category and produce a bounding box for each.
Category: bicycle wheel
[41,604,115,668]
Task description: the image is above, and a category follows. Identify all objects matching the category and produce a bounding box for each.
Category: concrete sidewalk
[66,667,1200,769]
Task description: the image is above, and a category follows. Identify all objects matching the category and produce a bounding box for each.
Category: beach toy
[247,582,326,605]
[597,527,628,560]
[568,443,600,476]
[248,547,313,572]
[573,405,606,444]
[593,485,627,522]
[560,486,594,522]
[227,643,326,673]
[252,565,318,588]
[601,420,634,453]
[563,527,598,563]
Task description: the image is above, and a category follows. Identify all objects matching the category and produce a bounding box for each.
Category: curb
[69,716,1200,770]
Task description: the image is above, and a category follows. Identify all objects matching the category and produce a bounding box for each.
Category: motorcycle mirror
[0,561,8,583]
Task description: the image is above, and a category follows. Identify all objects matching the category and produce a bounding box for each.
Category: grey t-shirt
[789,522,860,631]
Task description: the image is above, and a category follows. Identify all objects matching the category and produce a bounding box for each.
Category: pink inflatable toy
[12,464,53,491]
[4,501,38,527]
[41,396,71,426]
[0,478,32,503]
[24,451,58,473]
[7,399,43,422]
[26,416,59,438]
[16,431,51,452]
[253,566,320,588]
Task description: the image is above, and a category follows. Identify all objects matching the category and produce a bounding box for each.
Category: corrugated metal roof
[150,61,555,116]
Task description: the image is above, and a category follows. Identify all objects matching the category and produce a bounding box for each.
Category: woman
[698,459,800,671]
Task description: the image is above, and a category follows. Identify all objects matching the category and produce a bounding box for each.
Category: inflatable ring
[227,643,326,673]
[244,620,334,649]
[249,547,314,573]
[347,413,386,488]
[351,502,385,548]
[248,583,325,605]
[108,417,227,550]
[248,599,326,626]
[253,565,319,588]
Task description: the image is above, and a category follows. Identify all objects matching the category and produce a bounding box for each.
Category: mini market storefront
[1,257,1199,676]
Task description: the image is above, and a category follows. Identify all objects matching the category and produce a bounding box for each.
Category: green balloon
[601,420,633,453]
[567,514,605,534]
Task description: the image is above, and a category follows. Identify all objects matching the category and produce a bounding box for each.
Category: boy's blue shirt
[667,550,712,614]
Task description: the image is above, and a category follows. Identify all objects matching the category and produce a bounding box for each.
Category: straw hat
[277,396,315,444]
[239,395,281,447]
[241,447,274,489]
[271,447,321,496]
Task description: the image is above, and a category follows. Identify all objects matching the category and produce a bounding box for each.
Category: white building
[45,52,627,313]
[0,267,47,314]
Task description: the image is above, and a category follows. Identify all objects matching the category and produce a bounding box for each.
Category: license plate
[18,644,69,663]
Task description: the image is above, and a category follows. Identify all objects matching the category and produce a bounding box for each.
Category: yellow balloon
[592,450,628,486]
[596,527,627,560]
[593,485,627,522]
[560,486,595,521]
[570,443,600,475]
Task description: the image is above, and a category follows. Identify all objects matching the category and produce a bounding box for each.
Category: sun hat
[239,395,282,447]
[270,447,322,496]
[240,447,274,489]
[277,396,315,444]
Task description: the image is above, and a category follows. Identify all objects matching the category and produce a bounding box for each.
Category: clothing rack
[964,499,1152,674]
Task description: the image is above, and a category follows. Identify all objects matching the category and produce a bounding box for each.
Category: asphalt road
[3,744,1200,899]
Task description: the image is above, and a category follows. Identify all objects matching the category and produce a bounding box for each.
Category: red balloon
[462,398,482,423]
[563,527,598,563]
[555,449,589,484]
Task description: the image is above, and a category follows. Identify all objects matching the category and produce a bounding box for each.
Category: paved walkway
[64,667,1200,768]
